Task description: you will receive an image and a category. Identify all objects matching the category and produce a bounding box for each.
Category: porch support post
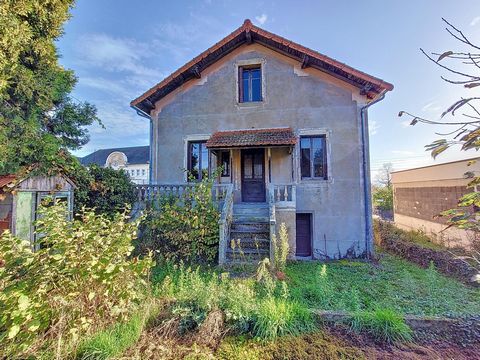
[267,147,272,183]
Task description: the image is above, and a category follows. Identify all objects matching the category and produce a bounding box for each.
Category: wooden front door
[241,149,266,202]
[296,213,312,257]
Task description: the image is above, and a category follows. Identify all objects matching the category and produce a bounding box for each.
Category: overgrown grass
[286,253,480,316]
[151,262,315,341]
[76,302,157,360]
[349,309,413,343]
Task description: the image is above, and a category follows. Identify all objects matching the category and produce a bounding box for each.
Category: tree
[375,162,394,188]
[0,0,100,176]
[75,165,136,218]
[399,19,480,267]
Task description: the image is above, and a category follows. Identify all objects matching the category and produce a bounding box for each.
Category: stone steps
[225,203,271,264]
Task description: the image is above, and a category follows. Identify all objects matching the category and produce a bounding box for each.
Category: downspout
[131,106,153,185]
[360,90,387,259]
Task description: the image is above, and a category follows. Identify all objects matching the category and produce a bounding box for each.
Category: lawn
[286,252,480,316]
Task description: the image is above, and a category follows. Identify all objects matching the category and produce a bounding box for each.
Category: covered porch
[206,127,297,205]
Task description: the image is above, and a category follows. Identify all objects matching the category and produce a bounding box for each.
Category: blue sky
[58,0,480,176]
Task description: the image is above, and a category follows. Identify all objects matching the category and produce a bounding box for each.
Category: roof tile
[206,128,297,149]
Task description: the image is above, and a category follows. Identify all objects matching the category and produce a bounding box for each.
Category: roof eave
[131,19,393,114]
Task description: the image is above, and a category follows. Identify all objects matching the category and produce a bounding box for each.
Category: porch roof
[206,128,297,149]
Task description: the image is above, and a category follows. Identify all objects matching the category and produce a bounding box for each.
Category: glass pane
[221,151,230,176]
[313,137,325,178]
[300,137,311,150]
[244,154,253,179]
[254,152,263,179]
[242,74,250,102]
[201,143,209,179]
[301,148,311,178]
[251,77,261,101]
[190,143,200,180]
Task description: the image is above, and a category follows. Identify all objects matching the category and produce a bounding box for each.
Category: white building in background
[80,146,150,184]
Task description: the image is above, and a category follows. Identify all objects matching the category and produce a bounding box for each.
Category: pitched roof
[206,128,297,149]
[79,146,150,166]
[131,19,393,114]
[0,175,16,189]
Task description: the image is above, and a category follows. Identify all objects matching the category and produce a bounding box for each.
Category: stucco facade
[147,44,373,259]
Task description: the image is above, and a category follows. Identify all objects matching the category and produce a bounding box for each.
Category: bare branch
[442,18,480,51]
[421,48,480,80]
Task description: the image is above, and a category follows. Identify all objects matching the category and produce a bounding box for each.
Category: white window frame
[183,134,211,182]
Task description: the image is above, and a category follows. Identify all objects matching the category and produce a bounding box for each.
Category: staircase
[226,203,271,263]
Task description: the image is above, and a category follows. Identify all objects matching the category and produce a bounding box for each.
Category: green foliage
[286,254,480,316]
[350,309,413,343]
[139,177,220,263]
[0,0,100,175]
[76,304,155,360]
[252,297,313,341]
[0,202,154,358]
[74,164,136,218]
[372,185,393,211]
[272,223,289,272]
[154,261,314,342]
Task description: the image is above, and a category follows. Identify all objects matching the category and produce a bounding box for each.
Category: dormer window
[239,65,262,102]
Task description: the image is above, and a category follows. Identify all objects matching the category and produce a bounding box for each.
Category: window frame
[219,150,230,177]
[300,135,328,180]
[187,140,209,181]
[238,65,262,103]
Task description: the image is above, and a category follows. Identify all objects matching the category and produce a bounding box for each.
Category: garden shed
[0,174,75,244]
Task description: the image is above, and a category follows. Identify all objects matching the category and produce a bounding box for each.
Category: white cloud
[77,34,163,79]
[79,77,131,99]
[401,120,412,127]
[255,14,268,25]
[470,16,480,26]
[421,100,442,114]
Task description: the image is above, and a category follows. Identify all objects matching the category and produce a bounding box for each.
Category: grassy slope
[286,253,480,316]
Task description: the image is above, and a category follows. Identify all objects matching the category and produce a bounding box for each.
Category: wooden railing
[218,184,234,265]
[273,184,296,204]
[134,183,231,203]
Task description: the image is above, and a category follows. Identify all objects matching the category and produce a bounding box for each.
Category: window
[142,169,146,176]
[300,135,327,180]
[239,65,262,102]
[220,151,230,177]
[136,169,140,176]
[188,141,209,181]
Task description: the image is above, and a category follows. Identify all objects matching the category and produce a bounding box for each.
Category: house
[80,146,150,184]
[0,174,75,245]
[131,19,393,263]
[391,157,480,247]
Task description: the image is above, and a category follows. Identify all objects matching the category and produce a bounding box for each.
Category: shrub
[349,309,413,343]
[75,164,136,218]
[252,297,313,341]
[272,223,289,273]
[138,176,220,263]
[0,202,154,358]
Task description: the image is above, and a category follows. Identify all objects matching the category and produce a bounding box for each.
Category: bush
[350,309,412,343]
[0,202,154,358]
[272,223,289,273]
[252,297,313,341]
[74,164,136,218]
[138,176,220,263]
[155,261,314,342]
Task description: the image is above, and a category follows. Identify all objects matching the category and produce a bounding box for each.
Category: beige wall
[392,157,480,248]
[149,43,372,259]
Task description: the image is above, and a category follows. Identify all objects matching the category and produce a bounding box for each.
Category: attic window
[239,65,262,102]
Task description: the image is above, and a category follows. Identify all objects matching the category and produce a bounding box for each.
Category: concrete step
[233,215,269,223]
[226,248,269,262]
[228,238,270,250]
[231,222,269,232]
[230,231,269,241]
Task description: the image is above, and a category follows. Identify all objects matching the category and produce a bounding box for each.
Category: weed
[349,309,413,343]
